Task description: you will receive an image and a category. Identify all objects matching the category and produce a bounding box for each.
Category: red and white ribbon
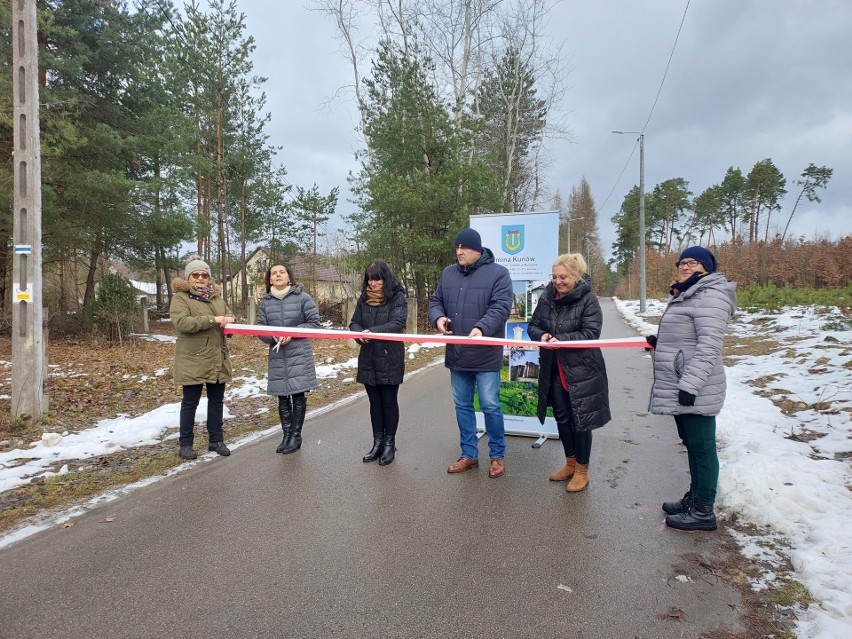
[224,323,648,349]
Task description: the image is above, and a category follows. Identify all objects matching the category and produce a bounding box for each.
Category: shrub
[84,273,142,341]
[737,283,852,313]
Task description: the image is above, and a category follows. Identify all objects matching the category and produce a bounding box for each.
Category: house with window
[229,247,355,305]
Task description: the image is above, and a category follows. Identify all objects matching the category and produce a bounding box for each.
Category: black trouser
[179,382,226,446]
[364,383,400,437]
[548,371,592,465]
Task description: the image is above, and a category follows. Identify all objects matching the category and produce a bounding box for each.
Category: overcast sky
[237,0,851,260]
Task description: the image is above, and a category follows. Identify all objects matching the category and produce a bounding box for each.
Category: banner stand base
[476,428,554,449]
[531,434,548,449]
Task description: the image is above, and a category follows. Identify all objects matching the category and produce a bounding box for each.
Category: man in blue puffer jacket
[429,228,513,478]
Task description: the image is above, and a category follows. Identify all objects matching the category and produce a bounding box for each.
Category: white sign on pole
[472,211,559,280]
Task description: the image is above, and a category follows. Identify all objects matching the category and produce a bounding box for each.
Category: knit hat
[184,258,212,279]
[677,246,716,273]
[454,228,482,252]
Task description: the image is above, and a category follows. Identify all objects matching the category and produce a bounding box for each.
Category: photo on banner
[470,212,559,440]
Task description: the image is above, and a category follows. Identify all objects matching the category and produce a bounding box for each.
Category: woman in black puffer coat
[257,264,320,454]
[349,260,408,466]
[528,253,611,492]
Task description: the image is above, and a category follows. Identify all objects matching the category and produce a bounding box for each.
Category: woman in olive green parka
[170,258,234,460]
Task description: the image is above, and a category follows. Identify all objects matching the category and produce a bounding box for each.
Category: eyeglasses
[367,274,382,281]
[190,272,210,279]
[675,260,700,269]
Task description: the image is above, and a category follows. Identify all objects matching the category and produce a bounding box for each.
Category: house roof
[109,261,161,295]
[242,248,352,284]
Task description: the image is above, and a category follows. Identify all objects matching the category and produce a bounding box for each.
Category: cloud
[239,0,852,257]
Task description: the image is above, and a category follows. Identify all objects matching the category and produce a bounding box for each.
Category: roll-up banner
[471,211,560,444]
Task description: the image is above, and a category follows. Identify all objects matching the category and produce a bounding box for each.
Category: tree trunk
[83,244,100,308]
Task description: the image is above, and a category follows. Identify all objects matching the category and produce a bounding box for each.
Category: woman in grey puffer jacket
[647,246,736,532]
[257,263,320,454]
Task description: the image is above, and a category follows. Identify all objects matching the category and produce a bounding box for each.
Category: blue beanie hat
[677,246,717,273]
[454,227,482,252]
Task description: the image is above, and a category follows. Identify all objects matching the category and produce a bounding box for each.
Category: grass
[772,579,815,608]
[0,449,182,530]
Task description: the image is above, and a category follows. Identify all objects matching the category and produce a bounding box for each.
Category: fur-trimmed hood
[172,276,222,296]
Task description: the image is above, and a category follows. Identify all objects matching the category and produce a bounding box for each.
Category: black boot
[276,396,293,453]
[179,446,197,460]
[282,394,305,454]
[662,490,693,515]
[666,498,717,531]
[378,436,396,466]
[363,435,384,462]
[208,441,231,456]
[276,428,292,454]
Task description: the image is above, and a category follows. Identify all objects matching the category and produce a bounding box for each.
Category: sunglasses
[190,272,210,279]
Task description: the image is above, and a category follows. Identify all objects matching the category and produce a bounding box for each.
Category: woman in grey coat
[647,246,736,531]
[257,263,320,454]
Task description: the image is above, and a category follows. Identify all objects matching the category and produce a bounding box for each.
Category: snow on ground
[616,298,851,639]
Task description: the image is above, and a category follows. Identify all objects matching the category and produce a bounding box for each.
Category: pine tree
[744,159,786,243]
[351,39,498,299]
[474,46,547,212]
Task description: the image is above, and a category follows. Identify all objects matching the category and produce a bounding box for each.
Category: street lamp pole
[566,216,587,254]
[613,131,646,312]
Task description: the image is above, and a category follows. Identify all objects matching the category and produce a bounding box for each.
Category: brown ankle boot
[549,457,576,481]
[566,463,589,492]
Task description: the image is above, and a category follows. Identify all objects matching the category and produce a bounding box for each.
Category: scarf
[270,285,291,299]
[190,284,213,301]
[670,271,709,297]
[366,288,384,306]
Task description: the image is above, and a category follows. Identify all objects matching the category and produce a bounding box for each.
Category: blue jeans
[450,370,505,460]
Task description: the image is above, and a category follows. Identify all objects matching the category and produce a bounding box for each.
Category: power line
[601,0,691,217]
[597,142,638,215]
[641,0,690,134]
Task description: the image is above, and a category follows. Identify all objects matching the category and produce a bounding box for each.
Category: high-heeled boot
[378,436,396,466]
[282,394,306,454]
[276,396,293,453]
[363,433,384,462]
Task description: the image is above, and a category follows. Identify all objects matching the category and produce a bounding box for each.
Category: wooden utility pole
[12,0,47,421]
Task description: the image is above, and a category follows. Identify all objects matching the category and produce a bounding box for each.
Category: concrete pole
[566,217,587,256]
[138,296,149,333]
[613,130,647,312]
[638,134,646,313]
[12,0,47,420]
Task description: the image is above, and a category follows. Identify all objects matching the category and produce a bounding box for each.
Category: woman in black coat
[349,261,408,466]
[528,253,611,492]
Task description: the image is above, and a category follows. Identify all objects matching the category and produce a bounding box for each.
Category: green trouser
[674,414,719,507]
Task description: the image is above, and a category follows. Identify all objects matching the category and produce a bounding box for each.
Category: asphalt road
[0,298,745,639]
